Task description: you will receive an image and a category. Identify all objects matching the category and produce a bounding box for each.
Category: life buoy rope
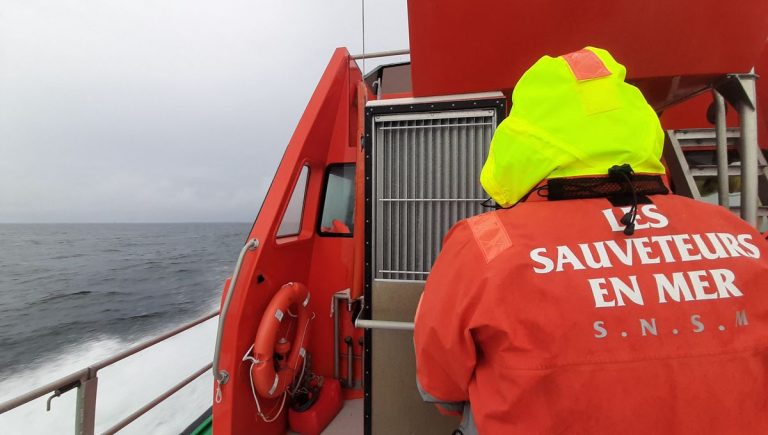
[243,282,313,422]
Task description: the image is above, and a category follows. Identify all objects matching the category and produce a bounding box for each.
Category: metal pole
[74,375,97,435]
[332,290,354,380]
[0,311,218,432]
[351,49,410,60]
[102,363,212,435]
[91,311,218,371]
[212,238,259,386]
[333,296,341,379]
[0,369,88,414]
[713,90,730,207]
[738,75,759,227]
[354,319,414,331]
[345,336,355,388]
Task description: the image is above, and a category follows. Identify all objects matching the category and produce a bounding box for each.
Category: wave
[48,253,87,260]
[0,316,218,435]
[38,290,92,302]
[37,290,126,304]
[121,312,165,321]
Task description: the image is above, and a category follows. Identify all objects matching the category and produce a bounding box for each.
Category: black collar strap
[545,174,669,201]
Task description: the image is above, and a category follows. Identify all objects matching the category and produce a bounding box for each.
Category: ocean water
[0,223,251,434]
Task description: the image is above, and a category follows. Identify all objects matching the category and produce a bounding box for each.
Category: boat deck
[288,399,362,435]
[188,399,362,435]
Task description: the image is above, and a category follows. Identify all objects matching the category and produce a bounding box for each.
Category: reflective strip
[458,403,479,435]
[416,379,464,412]
[562,49,611,81]
[416,379,473,432]
[303,293,310,307]
[466,212,512,263]
[268,374,279,395]
[275,309,284,322]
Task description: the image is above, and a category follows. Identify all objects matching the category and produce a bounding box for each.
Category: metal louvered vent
[372,109,497,281]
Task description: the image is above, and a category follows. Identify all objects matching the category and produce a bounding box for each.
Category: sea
[0,222,251,434]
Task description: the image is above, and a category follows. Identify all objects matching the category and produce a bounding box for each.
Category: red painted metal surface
[212,48,363,435]
[660,92,738,129]
[758,43,768,147]
[407,0,768,108]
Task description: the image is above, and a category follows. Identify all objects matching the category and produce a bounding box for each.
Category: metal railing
[355,318,414,331]
[0,310,219,435]
[212,238,259,398]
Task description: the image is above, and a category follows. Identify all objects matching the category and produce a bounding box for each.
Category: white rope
[248,361,287,423]
[242,343,286,422]
[290,312,315,391]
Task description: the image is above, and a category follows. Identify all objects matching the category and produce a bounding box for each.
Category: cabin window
[318,164,355,236]
[277,165,309,237]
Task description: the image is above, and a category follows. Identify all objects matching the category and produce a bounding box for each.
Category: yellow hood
[480,47,666,207]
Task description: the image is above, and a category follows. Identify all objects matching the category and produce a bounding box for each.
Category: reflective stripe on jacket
[414,194,768,434]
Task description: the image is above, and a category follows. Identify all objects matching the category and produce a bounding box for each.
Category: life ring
[251,282,311,399]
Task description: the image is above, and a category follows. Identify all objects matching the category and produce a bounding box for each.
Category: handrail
[92,310,219,370]
[102,363,212,435]
[212,238,259,390]
[351,49,410,60]
[0,309,219,434]
[0,368,89,414]
[355,319,414,331]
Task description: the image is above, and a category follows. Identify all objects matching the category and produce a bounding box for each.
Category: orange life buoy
[251,282,311,399]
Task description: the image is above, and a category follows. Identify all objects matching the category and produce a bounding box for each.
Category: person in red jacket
[414,47,768,434]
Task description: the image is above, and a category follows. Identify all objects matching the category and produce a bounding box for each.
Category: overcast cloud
[0,0,409,222]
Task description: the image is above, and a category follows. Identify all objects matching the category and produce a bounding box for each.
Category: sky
[0,0,409,223]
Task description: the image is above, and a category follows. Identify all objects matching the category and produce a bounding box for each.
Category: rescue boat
[1,1,767,434]
[204,2,768,433]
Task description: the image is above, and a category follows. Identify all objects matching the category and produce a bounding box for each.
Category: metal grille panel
[373,110,496,280]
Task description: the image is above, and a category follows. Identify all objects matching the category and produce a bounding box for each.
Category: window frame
[316,162,356,238]
[276,164,310,239]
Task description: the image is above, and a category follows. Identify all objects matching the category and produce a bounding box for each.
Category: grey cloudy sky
[0,0,409,223]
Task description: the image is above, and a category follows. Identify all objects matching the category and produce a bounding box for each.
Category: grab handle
[212,238,259,393]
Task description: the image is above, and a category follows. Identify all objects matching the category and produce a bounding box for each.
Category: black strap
[546,174,668,201]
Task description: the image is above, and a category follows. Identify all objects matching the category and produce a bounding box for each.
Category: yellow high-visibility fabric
[480,47,666,208]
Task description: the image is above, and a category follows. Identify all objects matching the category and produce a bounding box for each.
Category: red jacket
[414,193,768,434]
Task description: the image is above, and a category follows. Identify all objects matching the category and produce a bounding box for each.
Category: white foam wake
[0,317,218,434]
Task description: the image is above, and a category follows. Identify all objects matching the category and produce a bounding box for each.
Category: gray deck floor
[289,399,363,435]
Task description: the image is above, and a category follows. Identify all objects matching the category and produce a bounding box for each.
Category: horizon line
[0,221,252,225]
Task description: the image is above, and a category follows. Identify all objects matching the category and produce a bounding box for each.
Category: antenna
[361,0,366,75]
